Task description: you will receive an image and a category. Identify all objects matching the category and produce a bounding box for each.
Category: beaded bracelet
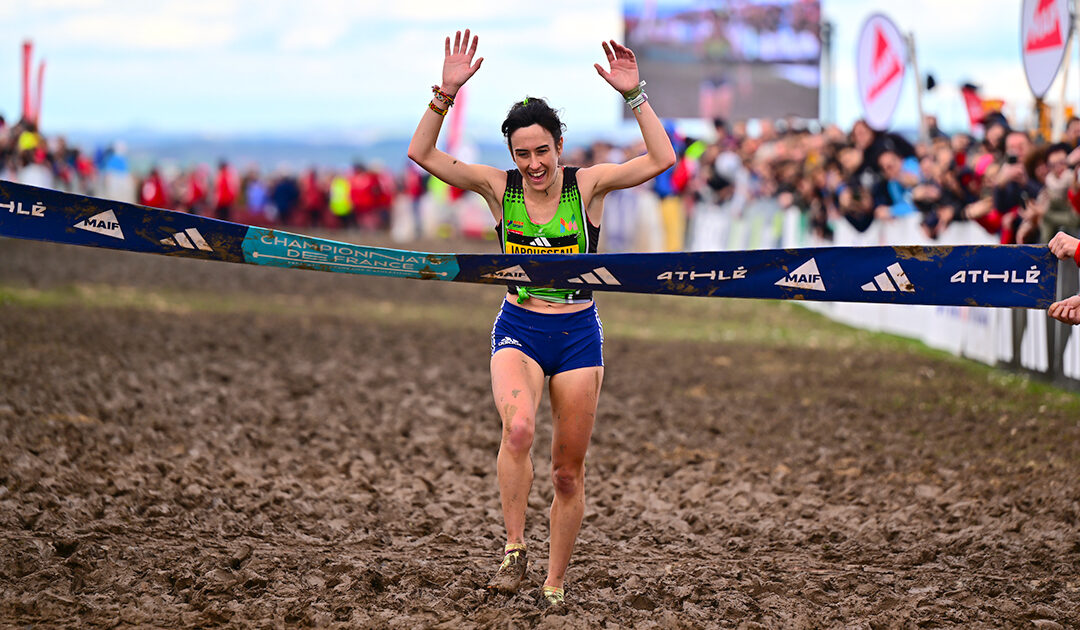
[431,85,456,107]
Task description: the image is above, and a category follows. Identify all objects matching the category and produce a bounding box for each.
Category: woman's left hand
[1049,294,1080,325]
[594,40,641,95]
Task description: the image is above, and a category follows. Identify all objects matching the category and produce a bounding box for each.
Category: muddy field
[2,236,1080,629]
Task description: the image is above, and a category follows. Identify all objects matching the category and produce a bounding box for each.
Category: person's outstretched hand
[1049,294,1080,325]
[442,29,483,93]
[594,40,641,94]
[1049,231,1080,261]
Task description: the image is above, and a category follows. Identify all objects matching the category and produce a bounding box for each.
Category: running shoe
[487,545,528,593]
[539,585,565,608]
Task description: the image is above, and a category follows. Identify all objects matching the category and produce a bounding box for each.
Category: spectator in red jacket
[298,168,328,227]
[350,162,379,230]
[139,166,170,209]
[177,166,209,215]
[372,163,396,230]
[214,159,238,221]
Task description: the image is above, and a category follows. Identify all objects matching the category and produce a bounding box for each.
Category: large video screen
[624,0,821,121]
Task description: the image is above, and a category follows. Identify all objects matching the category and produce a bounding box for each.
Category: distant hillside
[62,131,517,174]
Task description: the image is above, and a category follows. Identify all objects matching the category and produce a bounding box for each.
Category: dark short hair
[877,148,899,163]
[501,97,565,149]
[1047,142,1070,157]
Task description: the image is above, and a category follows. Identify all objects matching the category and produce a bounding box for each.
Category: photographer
[833,146,874,231]
[871,148,920,220]
[969,131,1042,243]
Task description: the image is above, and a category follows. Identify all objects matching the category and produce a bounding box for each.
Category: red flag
[961,85,984,130]
[33,61,45,125]
[21,41,32,122]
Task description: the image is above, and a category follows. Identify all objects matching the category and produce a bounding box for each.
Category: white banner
[1021,0,1074,99]
[856,13,907,130]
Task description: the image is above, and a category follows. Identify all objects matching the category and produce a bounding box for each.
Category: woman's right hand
[1049,231,1079,261]
[442,29,483,93]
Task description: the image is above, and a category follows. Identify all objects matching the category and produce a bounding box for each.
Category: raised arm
[407,29,503,203]
[581,41,677,198]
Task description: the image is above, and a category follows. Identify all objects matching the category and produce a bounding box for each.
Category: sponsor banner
[0,181,1057,309]
[241,227,460,280]
[856,13,907,130]
[774,258,825,291]
[1,199,46,218]
[1021,0,1073,98]
[483,265,530,282]
[0,180,247,260]
[457,245,1055,307]
[161,228,213,251]
[74,210,125,240]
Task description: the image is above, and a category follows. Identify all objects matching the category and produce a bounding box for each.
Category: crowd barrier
[685,197,1080,390]
[10,168,1080,388]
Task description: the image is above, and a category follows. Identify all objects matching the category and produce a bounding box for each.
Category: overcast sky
[0,0,1074,140]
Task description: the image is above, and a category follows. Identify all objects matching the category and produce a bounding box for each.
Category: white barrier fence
[686,198,1080,389]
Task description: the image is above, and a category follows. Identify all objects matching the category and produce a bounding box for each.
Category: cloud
[278,22,351,52]
[47,13,238,51]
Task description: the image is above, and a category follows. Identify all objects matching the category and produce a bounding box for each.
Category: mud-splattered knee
[502,416,534,455]
[551,464,583,497]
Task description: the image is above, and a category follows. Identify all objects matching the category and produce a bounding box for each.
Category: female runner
[407,29,675,606]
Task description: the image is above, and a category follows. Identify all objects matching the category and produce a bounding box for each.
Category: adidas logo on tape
[73,210,124,240]
[568,267,621,285]
[774,258,825,291]
[483,265,531,282]
[861,262,914,292]
[161,228,213,252]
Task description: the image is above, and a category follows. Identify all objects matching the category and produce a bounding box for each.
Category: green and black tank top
[496,167,600,304]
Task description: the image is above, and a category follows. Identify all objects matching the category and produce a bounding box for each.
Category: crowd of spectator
[650,112,1080,248]
[0,114,418,232]
[132,160,411,232]
[4,108,1080,249]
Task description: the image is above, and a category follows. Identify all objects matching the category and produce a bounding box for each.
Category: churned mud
[2,238,1079,628]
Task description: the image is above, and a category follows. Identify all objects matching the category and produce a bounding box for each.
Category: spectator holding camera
[833,146,874,231]
[969,130,1042,243]
[871,148,920,220]
[912,148,959,239]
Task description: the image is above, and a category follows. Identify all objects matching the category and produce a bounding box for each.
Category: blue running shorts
[490,299,604,376]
